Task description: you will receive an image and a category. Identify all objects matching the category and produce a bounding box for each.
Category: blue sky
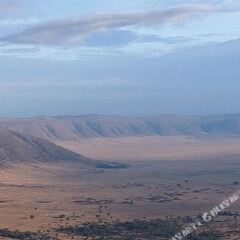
[0,0,240,117]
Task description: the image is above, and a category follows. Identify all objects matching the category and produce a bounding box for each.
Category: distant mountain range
[0,114,240,141]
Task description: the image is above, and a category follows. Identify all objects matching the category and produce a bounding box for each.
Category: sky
[0,0,240,117]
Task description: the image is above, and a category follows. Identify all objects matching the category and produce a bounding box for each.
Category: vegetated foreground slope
[0,128,123,168]
[0,114,240,141]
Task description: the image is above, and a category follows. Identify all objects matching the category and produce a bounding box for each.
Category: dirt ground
[0,156,239,236]
[0,135,239,238]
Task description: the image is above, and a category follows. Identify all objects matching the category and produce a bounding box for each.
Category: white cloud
[2,4,216,45]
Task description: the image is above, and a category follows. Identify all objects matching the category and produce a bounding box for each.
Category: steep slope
[0,128,88,163]
[0,114,240,141]
[0,128,124,168]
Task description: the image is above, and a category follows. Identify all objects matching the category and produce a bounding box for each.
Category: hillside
[0,128,124,168]
[0,114,240,141]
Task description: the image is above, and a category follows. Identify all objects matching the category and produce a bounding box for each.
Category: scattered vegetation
[186,231,222,240]
[95,162,128,169]
[57,219,181,239]
[0,229,58,240]
[233,181,239,185]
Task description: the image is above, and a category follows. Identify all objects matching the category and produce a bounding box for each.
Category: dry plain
[0,148,240,239]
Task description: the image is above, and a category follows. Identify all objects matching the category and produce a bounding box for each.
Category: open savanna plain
[0,155,240,239]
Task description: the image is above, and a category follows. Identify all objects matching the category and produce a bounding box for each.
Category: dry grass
[0,135,239,239]
[0,156,239,234]
[56,135,240,162]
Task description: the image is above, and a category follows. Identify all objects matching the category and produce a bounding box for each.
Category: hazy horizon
[2,111,240,119]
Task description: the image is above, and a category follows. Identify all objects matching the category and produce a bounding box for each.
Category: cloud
[137,34,191,44]
[2,4,216,45]
[0,0,30,20]
[83,29,192,47]
[82,30,137,47]
[0,0,18,17]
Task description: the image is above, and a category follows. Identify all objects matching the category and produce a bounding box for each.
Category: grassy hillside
[0,128,125,168]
